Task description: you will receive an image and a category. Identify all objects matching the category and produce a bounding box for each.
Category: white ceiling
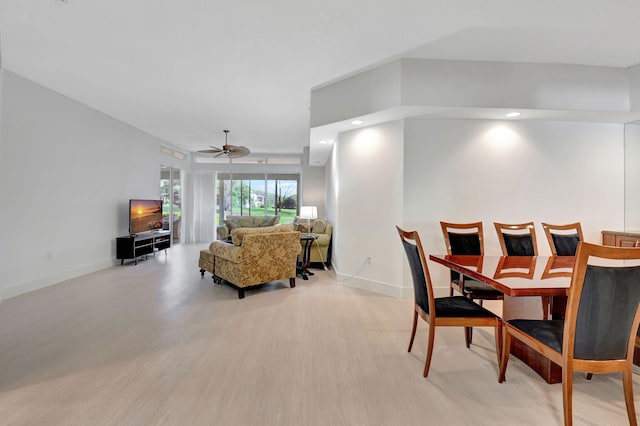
[2,0,640,156]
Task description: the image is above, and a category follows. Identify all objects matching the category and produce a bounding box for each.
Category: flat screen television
[129,199,164,235]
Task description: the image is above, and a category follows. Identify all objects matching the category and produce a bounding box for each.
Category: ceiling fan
[198,129,250,158]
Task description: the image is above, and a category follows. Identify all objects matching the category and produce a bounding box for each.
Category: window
[216,173,299,224]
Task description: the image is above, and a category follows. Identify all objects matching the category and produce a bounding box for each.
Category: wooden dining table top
[428,254,575,297]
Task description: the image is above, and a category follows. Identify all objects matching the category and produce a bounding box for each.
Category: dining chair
[440,221,503,346]
[494,221,546,317]
[494,221,538,256]
[396,225,502,378]
[498,242,640,426]
[542,222,584,256]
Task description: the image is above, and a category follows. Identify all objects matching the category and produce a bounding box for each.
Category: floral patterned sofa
[216,215,280,241]
[205,224,301,299]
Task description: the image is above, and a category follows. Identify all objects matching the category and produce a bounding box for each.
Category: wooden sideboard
[602,230,640,247]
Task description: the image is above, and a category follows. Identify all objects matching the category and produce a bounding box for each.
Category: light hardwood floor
[0,243,636,425]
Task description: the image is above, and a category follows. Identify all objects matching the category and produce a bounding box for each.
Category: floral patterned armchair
[208,225,301,299]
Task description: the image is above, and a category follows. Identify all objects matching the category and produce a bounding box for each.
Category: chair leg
[585,373,593,380]
[495,321,503,366]
[622,367,638,426]
[498,331,511,383]
[541,296,551,319]
[238,289,245,299]
[464,294,475,346]
[200,268,205,278]
[449,285,454,297]
[562,366,574,426]
[423,322,436,378]
[289,278,296,288]
[408,309,418,352]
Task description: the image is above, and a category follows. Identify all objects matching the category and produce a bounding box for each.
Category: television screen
[129,199,163,234]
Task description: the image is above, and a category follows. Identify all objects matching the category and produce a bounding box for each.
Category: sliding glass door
[160,165,182,243]
[216,173,299,224]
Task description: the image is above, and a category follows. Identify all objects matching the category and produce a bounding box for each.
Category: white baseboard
[335,272,409,298]
[330,261,450,299]
[1,259,114,301]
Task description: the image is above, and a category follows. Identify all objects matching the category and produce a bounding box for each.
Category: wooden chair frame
[542,222,584,256]
[440,221,485,296]
[494,221,538,256]
[441,221,503,345]
[397,226,502,378]
[499,242,640,426]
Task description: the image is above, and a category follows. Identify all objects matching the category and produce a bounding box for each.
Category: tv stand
[116,230,171,265]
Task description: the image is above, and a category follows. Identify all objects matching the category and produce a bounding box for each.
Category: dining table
[428,254,574,384]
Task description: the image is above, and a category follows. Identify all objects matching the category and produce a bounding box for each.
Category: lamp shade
[299,206,318,220]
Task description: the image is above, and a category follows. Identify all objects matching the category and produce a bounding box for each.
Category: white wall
[402,59,630,112]
[301,147,326,218]
[327,117,625,296]
[403,118,624,289]
[0,71,166,299]
[327,121,405,296]
[310,61,402,127]
[629,63,640,112]
[0,44,3,303]
[310,59,632,131]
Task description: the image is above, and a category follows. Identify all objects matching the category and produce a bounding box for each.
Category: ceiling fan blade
[198,145,223,153]
[214,151,226,158]
[227,146,250,157]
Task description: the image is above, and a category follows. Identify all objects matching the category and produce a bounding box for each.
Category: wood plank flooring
[0,243,636,425]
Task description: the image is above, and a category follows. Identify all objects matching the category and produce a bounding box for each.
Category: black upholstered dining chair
[499,242,640,426]
[494,221,538,256]
[440,221,503,346]
[495,221,553,319]
[396,225,502,378]
[542,222,584,256]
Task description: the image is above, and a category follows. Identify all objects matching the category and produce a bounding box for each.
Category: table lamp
[299,206,317,235]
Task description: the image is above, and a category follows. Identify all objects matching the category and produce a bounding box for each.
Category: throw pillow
[224,217,241,231]
[312,219,327,234]
[237,216,256,227]
[259,216,278,227]
[295,223,309,233]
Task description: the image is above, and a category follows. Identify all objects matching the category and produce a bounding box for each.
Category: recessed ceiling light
[319,140,327,144]
[506,112,521,118]
[351,120,364,125]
